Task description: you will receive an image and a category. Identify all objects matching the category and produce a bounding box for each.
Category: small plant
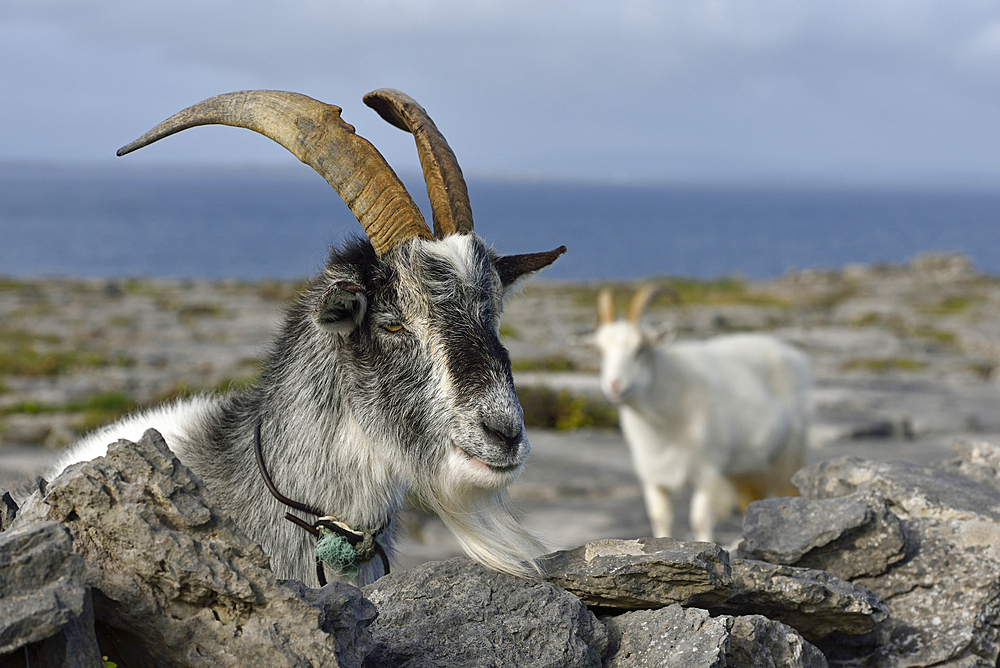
[920,295,976,315]
[516,386,618,430]
[512,356,577,373]
[840,357,928,373]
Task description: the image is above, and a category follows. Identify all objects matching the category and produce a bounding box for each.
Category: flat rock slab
[363,556,608,668]
[544,537,732,610]
[737,491,908,580]
[544,537,886,642]
[715,559,888,640]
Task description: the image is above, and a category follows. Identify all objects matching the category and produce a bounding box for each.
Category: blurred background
[3,1,1000,562]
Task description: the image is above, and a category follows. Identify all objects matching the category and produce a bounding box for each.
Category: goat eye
[383,323,404,333]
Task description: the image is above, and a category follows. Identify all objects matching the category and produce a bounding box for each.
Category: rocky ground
[2,252,999,568]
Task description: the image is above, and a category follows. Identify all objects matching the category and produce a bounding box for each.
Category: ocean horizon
[2,163,999,282]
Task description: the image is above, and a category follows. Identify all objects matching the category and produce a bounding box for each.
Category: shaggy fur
[595,319,812,543]
[51,233,553,586]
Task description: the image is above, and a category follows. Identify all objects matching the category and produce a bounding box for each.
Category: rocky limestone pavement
[8,429,1000,665]
[737,439,1000,667]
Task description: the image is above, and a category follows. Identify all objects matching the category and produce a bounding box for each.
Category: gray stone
[736,491,908,579]
[280,579,378,668]
[543,537,885,641]
[715,559,888,640]
[938,439,1000,493]
[601,605,828,668]
[362,556,608,668]
[0,488,17,532]
[792,456,1000,520]
[0,520,102,667]
[728,615,828,668]
[11,429,368,668]
[543,537,732,610]
[602,605,730,668]
[791,456,1000,666]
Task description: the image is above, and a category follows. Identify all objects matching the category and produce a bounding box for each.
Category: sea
[2,163,999,282]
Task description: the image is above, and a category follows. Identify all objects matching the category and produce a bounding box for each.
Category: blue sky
[4,1,1000,186]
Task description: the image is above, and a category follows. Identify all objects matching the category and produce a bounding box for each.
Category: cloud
[3,1,1000,184]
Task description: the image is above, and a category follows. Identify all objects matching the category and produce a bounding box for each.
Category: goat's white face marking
[323,234,527,497]
[595,320,653,404]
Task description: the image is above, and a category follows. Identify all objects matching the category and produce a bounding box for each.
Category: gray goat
[47,89,565,586]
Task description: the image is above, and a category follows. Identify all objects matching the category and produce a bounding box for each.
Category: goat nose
[483,421,523,453]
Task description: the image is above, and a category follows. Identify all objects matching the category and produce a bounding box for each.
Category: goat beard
[424,457,547,579]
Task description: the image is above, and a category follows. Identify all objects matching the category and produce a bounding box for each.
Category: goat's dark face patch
[312,234,527,492]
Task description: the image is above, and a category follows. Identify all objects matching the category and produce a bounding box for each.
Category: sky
[4,0,1000,187]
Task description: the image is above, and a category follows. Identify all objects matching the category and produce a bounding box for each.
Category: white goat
[40,89,565,587]
[594,285,811,542]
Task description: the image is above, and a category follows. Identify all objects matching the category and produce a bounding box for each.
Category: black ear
[315,281,367,335]
[495,246,566,287]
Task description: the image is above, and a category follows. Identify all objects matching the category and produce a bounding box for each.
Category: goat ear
[315,281,367,335]
[495,246,566,287]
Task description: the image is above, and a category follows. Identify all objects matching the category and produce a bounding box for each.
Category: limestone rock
[602,605,730,668]
[362,556,608,668]
[543,537,732,610]
[790,456,1000,666]
[737,491,908,580]
[1,489,17,532]
[0,521,102,667]
[728,614,828,668]
[602,605,828,668]
[715,559,888,640]
[938,438,1000,494]
[544,537,886,641]
[11,429,370,668]
[281,579,378,668]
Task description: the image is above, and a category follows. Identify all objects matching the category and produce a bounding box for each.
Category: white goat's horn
[627,283,683,323]
[363,88,474,238]
[597,288,616,324]
[117,90,433,257]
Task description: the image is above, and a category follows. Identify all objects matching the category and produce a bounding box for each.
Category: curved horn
[627,283,683,323]
[363,89,474,238]
[117,90,433,257]
[597,288,616,324]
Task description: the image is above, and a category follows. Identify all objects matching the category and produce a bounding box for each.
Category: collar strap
[253,416,390,584]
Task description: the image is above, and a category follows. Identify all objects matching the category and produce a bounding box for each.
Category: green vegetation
[177,304,226,320]
[912,326,956,346]
[1,391,138,436]
[0,346,110,377]
[968,361,997,381]
[499,325,519,339]
[921,295,977,315]
[561,277,788,311]
[517,386,618,430]
[0,327,128,377]
[512,355,577,373]
[840,357,928,373]
[805,284,859,310]
[255,279,308,302]
[848,313,957,348]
